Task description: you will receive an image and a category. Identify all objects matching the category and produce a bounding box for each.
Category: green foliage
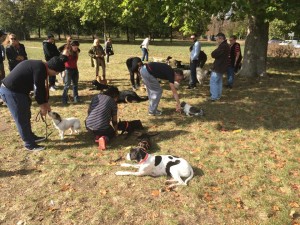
[269,19,297,39]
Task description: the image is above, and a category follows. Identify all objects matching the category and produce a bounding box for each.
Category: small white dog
[115,148,194,188]
[180,101,204,116]
[48,111,81,140]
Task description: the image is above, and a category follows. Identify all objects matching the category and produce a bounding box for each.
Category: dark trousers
[0,86,36,148]
[49,75,56,87]
[189,60,199,86]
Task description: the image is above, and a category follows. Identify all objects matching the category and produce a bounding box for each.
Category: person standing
[88,38,106,84]
[43,34,60,91]
[140,36,150,62]
[209,33,230,101]
[0,55,67,151]
[0,30,7,84]
[104,38,114,63]
[126,57,143,90]
[85,86,119,150]
[62,40,80,104]
[187,34,201,89]
[226,35,242,88]
[5,33,28,71]
[139,62,184,116]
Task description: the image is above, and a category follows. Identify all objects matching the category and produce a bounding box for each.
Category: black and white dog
[117,120,144,135]
[90,80,111,91]
[180,101,205,116]
[115,149,194,188]
[48,111,81,140]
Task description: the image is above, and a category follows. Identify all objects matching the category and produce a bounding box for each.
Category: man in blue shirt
[187,34,201,89]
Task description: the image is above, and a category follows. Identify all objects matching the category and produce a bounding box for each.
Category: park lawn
[0,39,299,225]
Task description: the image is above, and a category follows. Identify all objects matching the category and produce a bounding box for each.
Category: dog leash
[35,111,53,140]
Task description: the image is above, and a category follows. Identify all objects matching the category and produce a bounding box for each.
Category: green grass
[0,40,300,225]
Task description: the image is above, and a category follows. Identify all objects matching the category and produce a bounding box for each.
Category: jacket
[42,41,60,61]
[211,40,230,74]
[6,43,28,71]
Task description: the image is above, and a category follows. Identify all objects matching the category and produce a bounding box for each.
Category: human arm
[40,102,51,116]
[112,115,118,135]
[169,82,181,112]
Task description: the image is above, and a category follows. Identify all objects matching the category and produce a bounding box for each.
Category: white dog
[115,148,194,188]
[48,111,81,140]
[183,68,209,85]
[180,101,204,116]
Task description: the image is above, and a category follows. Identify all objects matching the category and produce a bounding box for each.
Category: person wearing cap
[139,62,184,116]
[0,55,68,151]
[62,40,80,104]
[0,30,7,85]
[5,33,28,71]
[209,33,230,101]
[187,34,201,89]
[43,34,60,91]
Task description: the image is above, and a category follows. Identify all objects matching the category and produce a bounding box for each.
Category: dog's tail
[184,166,194,185]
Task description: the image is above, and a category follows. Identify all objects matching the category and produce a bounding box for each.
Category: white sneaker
[49,86,56,91]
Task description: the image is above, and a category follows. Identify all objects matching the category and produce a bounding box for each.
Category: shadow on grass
[0,169,36,178]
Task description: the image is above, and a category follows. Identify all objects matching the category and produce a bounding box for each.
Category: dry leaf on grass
[272,205,280,211]
[151,190,160,197]
[99,189,108,196]
[289,202,300,208]
[60,183,71,192]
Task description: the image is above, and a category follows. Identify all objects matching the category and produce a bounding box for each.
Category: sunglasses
[10,38,16,40]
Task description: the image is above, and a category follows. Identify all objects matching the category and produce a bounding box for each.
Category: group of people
[0,31,242,151]
[188,33,242,101]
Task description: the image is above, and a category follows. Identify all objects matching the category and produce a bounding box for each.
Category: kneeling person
[85,87,119,150]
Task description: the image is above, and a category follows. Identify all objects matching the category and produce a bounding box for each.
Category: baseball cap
[70,40,80,46]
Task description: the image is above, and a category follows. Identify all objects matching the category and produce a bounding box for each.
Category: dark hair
[70,40,80,46]
[216,33,226,39]
[47,33,54,39]
[230,35,237,40]
[47,55,68,72]
[103,86,119,99]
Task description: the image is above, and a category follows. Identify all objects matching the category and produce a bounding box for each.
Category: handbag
[109,51,114,56]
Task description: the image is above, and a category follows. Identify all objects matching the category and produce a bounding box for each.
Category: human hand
[176,104,181,113]
[40,103,51,116]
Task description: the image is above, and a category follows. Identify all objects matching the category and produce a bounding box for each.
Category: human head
[103,86,120,101]
[93,38,100,46]
[229,35,237,44]
[47,55,68,75]
[47,33,55,43]
[66,35,72,44]
[70,40,79,52]
[215,33,226,44]
[174,69,184,83]
[190,34,197,42]
[8,33,17,46]
[0,30,7,43]
[107,38,111,42]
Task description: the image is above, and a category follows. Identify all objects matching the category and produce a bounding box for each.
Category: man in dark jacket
[0,55,67,151]
[43,34,60,91]
[209,33,230,101]
[0,30,7,85]
[126,57,143,90]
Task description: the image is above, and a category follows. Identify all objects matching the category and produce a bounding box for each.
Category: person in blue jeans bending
[209,33,230,101]
[0,55,67,151]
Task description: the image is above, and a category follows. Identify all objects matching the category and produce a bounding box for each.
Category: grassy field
[0,39,300,225]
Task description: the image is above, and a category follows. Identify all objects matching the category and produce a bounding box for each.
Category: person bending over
[126,57,143,91]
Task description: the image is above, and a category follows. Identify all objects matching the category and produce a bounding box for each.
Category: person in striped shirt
[85,86,119,150]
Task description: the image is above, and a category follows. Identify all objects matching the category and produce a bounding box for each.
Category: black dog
[117,120,144,137]
[117,90,148,103]
[90,80,110,91]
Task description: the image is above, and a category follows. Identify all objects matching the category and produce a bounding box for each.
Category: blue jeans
[0,86,37,148]
[140,66,162,113]
[189,60,198,86]
[141,48,148,61]
[227,67,235,87]
[62,68,79,103]
[210,71,223,100]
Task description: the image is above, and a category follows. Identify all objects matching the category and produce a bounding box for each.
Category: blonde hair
[3,33,16,46]
[93,38,100,46]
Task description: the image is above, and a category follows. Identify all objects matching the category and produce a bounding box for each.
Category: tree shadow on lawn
[158,72,300,131]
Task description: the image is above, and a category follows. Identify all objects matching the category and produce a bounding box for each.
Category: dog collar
[139,152,149,164]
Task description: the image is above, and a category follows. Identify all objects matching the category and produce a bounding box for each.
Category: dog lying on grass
[117,90,148,103]
[180,101,205,116]
[90,80,110,91]
[48,111,81,140]
[115,148,194,189]
[117,120,144,136]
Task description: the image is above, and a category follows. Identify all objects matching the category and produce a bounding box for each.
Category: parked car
[268,38,283,44]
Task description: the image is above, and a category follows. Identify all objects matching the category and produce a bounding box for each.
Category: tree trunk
[239,15,269,77]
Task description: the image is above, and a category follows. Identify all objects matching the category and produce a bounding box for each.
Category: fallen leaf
[289,202,300,208]
[290,210,296,218]
[272,205,280,211]
[60,184,71,192]
[65,208,72,212]
[99,189,108,196]
[232,129,242,133]
[151,190,160,197]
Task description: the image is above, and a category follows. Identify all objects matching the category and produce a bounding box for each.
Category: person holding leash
[0,55,68,151]
[140,62,184,116]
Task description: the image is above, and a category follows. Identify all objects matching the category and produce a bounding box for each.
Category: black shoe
[186,85,196,90]
[33,135,46,143]
[25,144,45,151]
